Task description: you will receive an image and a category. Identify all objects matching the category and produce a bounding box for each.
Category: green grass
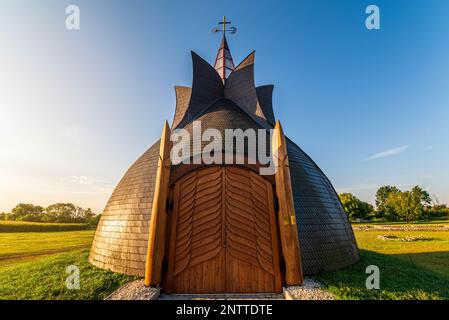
[0,249,137,300]
[2,222,448,300]
[0,221,89,232]
[317,227,449,299]
[412,219,449,225]
[0,230,95,266]
[0,230,137,299]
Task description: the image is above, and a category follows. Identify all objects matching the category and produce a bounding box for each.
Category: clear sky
[1,0,448,213]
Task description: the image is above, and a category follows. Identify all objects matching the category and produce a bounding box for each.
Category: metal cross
[212,16,237,34]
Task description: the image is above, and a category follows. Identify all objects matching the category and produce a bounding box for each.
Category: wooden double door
[165,166,282,293]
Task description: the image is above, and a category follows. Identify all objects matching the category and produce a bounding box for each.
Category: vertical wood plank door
[165,166,282,293]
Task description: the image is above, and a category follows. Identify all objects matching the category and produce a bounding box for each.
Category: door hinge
[283,215,297,225]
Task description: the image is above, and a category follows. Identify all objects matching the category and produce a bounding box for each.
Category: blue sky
[1,0,448,212]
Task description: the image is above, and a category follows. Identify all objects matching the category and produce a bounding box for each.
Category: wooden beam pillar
[145,121,172,287]
[272,120,304,286]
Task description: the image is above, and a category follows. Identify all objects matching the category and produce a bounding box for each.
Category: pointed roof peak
[221,34,230,49]
[212,17,237,82]
[214,34,235,82]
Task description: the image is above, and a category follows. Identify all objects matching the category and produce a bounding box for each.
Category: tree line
[0,203,101,225]
[339,185,449,223]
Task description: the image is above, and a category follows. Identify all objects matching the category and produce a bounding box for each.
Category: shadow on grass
[316,250,449,300]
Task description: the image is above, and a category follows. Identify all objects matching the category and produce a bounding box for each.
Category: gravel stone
[284,278,335,300]
[107,278,334,300]
[106,280,160,300]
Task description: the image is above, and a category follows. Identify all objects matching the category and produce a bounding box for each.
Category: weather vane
[212,16,237,35]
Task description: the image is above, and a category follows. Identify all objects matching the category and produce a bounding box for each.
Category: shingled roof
[89,37,359,277]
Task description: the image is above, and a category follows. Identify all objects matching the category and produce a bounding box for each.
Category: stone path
[106,277,334,300]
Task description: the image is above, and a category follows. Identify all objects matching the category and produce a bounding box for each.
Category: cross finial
[219,16,230,33]
[212,16,237,35]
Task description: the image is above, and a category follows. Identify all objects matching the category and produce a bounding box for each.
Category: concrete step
[158,293,285,300]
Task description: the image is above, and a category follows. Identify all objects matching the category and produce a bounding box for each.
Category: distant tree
[340,193,359,220]
[409,186,434,220]
[81,208,95,222]
[359,201,375,220]
[87,214,102,227]
[44,203,95,223]
[339,193,374,220]
[411,185,432,209]
[426,204,449,219]
[386,191,421,224]
[4,203,97,223]
[45,203,72,222]
[10,203,44,222]
[375,186,400,219]
[45,203,83,223]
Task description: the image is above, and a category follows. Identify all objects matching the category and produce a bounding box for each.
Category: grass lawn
[0,249,137,300]
[0,230,95,266]
[317,227,449,299]
[0,230,138,299]
[2,223,449,299]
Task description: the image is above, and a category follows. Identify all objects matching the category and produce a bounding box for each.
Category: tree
[375,186,400,219]
[411,185,432,208]
[81,208,95,222]
[10,203,44,221]
[410,186,432,220]
[427,204,449,219]
[5,203,96,223]
[45,203,78,223]
[339,193,374,220]
[359,201,375,220]
[386,191,420,224]
[87,213,102,227]
[44,203,95,223]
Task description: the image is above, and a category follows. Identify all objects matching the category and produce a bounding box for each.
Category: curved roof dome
[89,106,358,276]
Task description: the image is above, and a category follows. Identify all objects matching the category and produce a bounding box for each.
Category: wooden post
[145,121,172,287]
[272,120,304,286]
